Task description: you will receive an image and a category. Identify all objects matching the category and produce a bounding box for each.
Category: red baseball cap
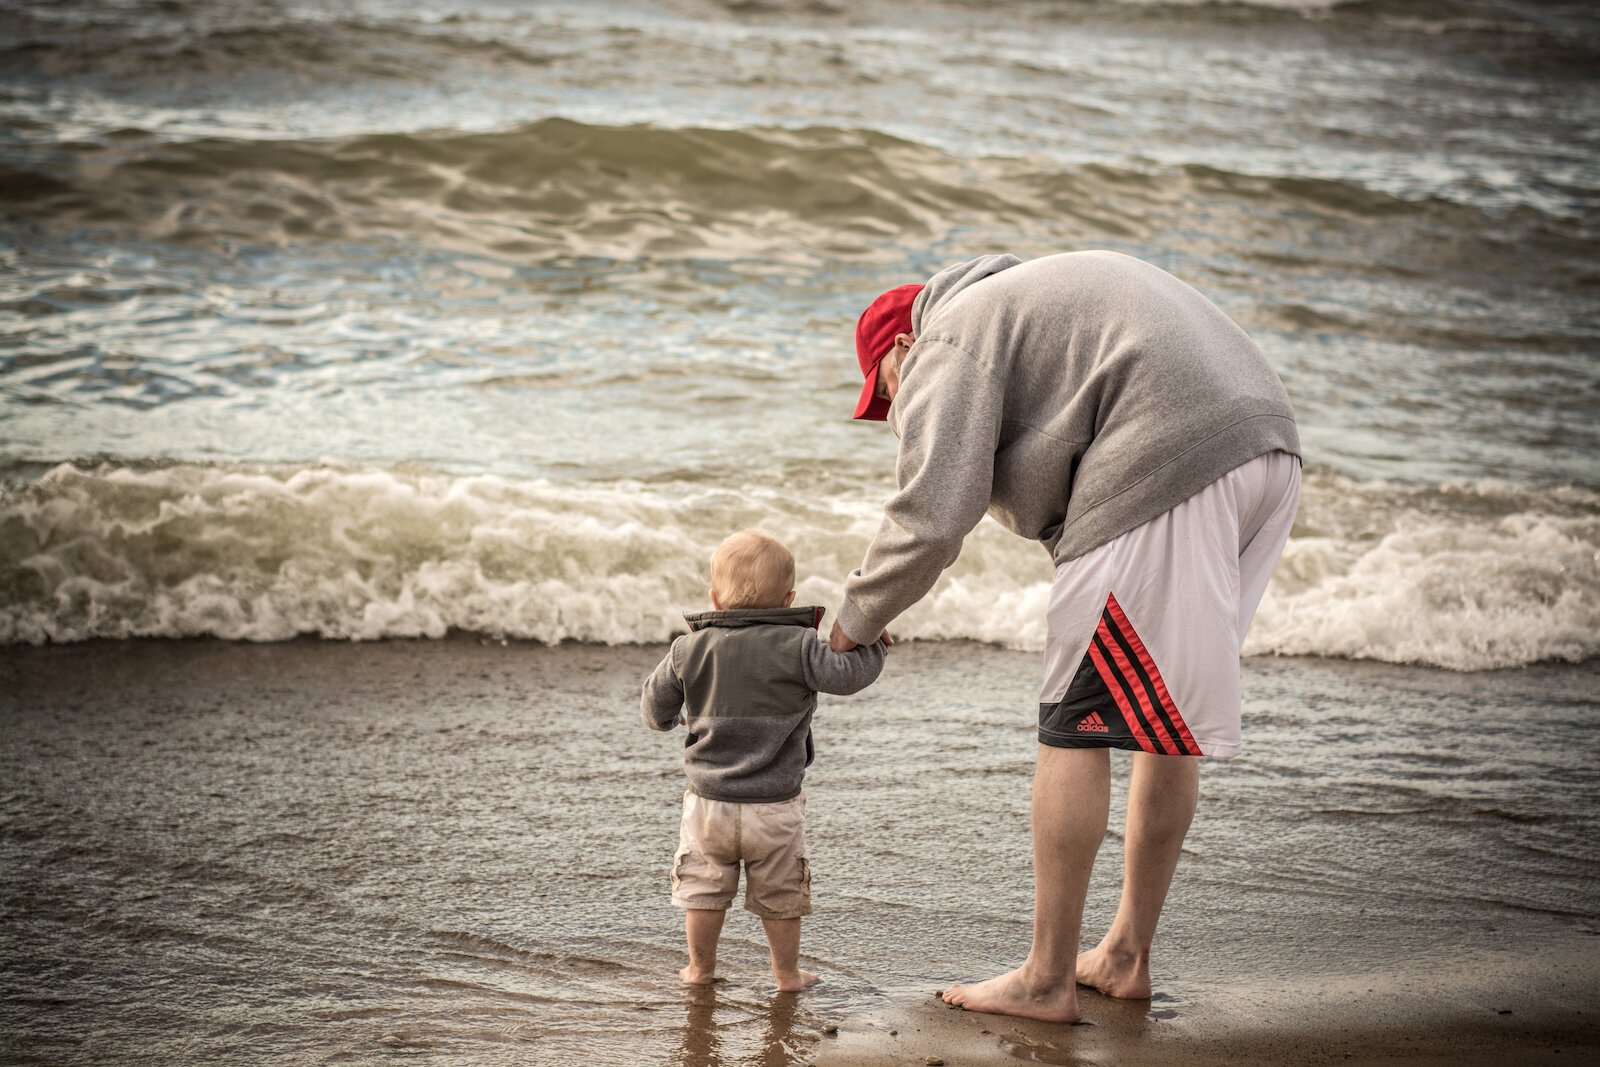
[853,283,924,420]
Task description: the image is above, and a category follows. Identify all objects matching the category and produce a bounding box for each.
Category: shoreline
[3,636,1597,1066]
[6,627,1600,668]
[813,944,1600,1066]
[815,998,1596,1066]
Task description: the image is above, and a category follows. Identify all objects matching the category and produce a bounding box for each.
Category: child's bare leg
[761,917,819,991]
[680,908,725,984]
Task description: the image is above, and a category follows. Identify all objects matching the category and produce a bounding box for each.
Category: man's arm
[640,642,685,731]
[835,337,1005,647]
[801,632,887,696]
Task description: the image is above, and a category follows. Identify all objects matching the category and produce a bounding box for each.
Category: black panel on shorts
[1039,654,1143,751]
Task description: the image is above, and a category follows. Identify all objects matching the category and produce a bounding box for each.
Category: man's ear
[894,332,915,351]
[782,590,796,607]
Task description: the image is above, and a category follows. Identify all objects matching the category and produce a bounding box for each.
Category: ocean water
[2,0,1599,1063]
[2,0,1597,670]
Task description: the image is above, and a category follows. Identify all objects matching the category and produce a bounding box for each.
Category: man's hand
[828,620,856,653]
[830,619,892,653]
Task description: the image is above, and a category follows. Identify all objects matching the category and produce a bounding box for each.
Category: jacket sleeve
[640,641,685,731]
[801,631,888,696]
[836,336,1004,644]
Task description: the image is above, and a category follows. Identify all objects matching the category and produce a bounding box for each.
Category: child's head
[709,529,796,610]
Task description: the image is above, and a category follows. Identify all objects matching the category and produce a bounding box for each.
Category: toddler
[641,529,887,990]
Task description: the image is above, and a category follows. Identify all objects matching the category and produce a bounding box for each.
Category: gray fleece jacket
[837,250,1300,645]
[641,606,887,803]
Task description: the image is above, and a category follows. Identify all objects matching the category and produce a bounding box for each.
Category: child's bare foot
[1075,943,1151,999]
[941,966,1080,1023]
[679,965,716,985]
[773,969,820,992]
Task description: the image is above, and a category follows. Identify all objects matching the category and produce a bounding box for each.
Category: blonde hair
[710,529,795,610]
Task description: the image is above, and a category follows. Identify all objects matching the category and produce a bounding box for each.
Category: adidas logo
[1078,711,1110,733]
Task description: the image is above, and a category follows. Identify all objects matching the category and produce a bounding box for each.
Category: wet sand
[3,636,1597,1065]
[814,949,1600,1066]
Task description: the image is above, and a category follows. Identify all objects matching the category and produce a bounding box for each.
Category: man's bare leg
[942,746,1110,1022]
[761,917,819,992]
[1076,751,1199,999]
[680,908,725,984]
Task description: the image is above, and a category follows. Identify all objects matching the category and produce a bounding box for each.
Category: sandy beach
[4,636,1597,1065]
[813,953,1600,1066]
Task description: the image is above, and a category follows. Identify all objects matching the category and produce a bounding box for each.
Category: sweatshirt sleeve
[640,641,685,731]
[801,631,888,696]
[836,337,1005,644]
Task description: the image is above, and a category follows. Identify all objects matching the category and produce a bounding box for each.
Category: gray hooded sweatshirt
[836,250,1300,645]
[641,606,887,803]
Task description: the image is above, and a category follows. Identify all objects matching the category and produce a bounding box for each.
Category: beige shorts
[670,791,812,919]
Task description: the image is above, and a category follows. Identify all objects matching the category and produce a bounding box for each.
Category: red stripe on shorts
[1105,593,1201,756]
[1086,634,1159,753]
[1096,612,1179,754]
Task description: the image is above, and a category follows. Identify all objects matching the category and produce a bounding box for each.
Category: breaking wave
[1249,475,1600,670]
[2,462,1595,670]
[3,118,1590,270]
[1,120,1003,262]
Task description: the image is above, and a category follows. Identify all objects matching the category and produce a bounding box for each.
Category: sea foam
[2,463,1595,670]
[1248,475,1600,670]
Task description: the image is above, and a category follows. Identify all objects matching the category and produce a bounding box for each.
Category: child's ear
[710,587,722,610]
[782,590,795,607]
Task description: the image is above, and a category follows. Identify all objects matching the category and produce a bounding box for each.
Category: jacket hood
[910,253,1023,336]
[683,605,825,631]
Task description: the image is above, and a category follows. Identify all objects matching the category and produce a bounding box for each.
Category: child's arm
[801,631,888,696]
[640,641,686,731]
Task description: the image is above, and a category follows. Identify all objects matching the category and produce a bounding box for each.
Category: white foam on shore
[2,463,1596,670]
[1247,474,1600,670]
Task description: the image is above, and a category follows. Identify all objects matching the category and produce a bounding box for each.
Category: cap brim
[853,362,890,421]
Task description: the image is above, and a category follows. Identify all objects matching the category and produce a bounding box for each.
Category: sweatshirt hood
[910,253,1023,336]
[683,605,825,631]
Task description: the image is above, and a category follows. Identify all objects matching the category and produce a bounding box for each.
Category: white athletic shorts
[1038,451,1301,758]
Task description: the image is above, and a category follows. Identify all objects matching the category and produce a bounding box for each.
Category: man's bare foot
[774,969,820,993]
[1075,943,1151,999]
[679,965,716,985]
[941,966,1079,1023]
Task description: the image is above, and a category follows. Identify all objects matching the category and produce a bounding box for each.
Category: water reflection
[672,985,811,1067]
[674,986,722,1067]
[760,992,804,1067]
